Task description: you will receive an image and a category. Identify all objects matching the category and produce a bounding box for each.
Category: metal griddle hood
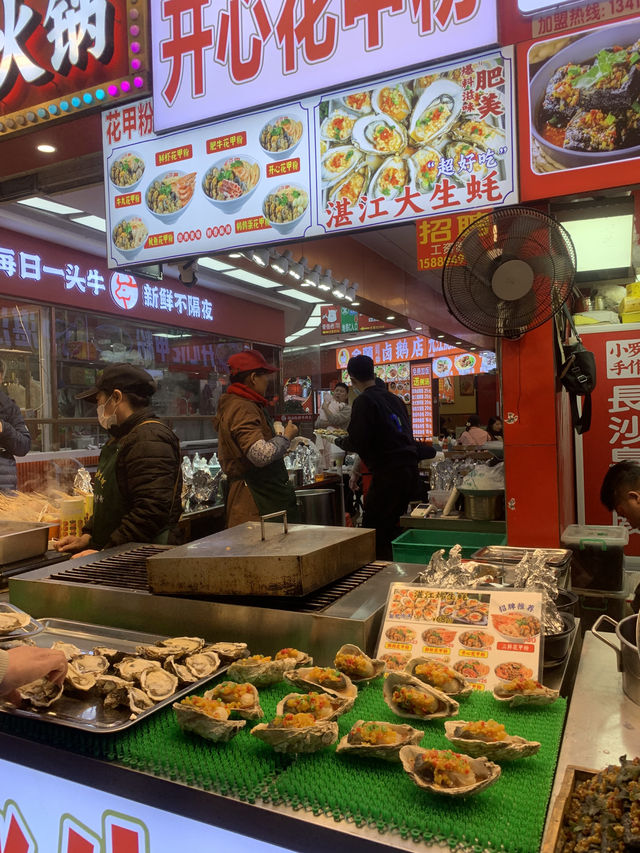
[146,522,377,597]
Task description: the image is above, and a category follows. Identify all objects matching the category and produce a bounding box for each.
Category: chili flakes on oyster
[282,692,334,719]
[414,749,474,788]
[392,685,439,716]
[348,722,400,746]
[270,712,316,729]
[178,696,230,720]
[459,720,507,742]
[208,681,255,709]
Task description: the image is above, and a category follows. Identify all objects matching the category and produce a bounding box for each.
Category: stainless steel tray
[0,602,43,641]
[0,521,49,565]
[0,618,227,734]
[472,545,572,568]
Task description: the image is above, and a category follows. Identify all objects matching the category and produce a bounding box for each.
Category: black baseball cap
[75,363,157,402]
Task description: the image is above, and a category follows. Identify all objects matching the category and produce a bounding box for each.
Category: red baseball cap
[228,350,278,375]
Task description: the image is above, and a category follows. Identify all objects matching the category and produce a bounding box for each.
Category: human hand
[55,533,91,553]
[284,420,298,441]
[273,420,285,436]
[0,646,68,702]
[349,473,361,492]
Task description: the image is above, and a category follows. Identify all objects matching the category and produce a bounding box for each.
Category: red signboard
[321,306,341,335]
[498,0,640,46]
[416,209,492,271]
[516,18,640,203]
[336,336,468,369]
[358,316,393,332]
[0,0,150,137]
[578,325,640,556]
[411,363,434,440]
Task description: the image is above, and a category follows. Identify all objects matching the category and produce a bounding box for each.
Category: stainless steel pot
[593,614,640,705]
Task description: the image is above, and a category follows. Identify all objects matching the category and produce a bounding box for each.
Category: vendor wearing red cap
[56,363,182,556]
[214,350,299,527]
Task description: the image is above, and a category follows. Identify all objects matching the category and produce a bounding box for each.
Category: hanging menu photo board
[376,584,543,691]
[411,363,433,439]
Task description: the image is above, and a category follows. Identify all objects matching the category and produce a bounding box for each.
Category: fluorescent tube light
[199,257,235,271]
[278,288,324,303]
[225,269,280,288]
[71,215,106,231]
[18,196,82,215]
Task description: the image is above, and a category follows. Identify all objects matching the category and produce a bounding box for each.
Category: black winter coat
[0,390,31,491]
[347,384,417,473]
[84,408,182,549]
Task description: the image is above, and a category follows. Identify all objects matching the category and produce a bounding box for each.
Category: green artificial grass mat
[0,677,566,851]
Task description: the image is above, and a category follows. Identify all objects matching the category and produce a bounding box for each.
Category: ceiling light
[199,257,235,271]
[352,301,361,307]
[345,282,359,303]
[469,347,477,351]
[17,196,82,215]
[415,326,422,331]
[248,247,270,266]
[332,279,348,299]
[289,256,307,280]
[271,249,292,274]
[437,334,445,339]
[278,288,324,303]
[225,269,280,288]
[455,341,462,345]
[71,215,106,231]
[303,264,322,287]
[346,332,386,341]
[319,268,333,291]
[228,252,243,258]
[37,144,56,153]
[386,315,395,320]
[319,338,345,346]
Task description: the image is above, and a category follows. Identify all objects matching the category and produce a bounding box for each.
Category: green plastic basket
[392,529,507,564]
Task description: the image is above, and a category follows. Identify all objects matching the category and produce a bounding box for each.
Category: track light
[303,264,322,287]
[332,278,349,299]
[289,256,307,281]
[345,281,359,303]
[318,268,333,291]
[176,258,198,288]
[271,249,293,274]
[249,247,270,267]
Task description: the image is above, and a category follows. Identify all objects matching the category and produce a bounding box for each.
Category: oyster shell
[409,80,462,144]
[115,656,161,682]
[0,610,31,634]
[443,139,490,181]
[383,671,459,720]
[65,662,97,693]
[136,644,174,662]
[400,745,501,796]
[204,680,264,720]
[369,156,410,201]
[454,118,505,150]
[174,695,245,742]
[334,644,385,683]
[410,147,442,195]
[0,638,35,649]
[276,691,350,722]
[405,657,472,697]
[139,667,178,701]
[321,109,358,144]
[251,713,338,754]
[18,677,64,707]
[70,653,110,676]
[227,654,295,687]
[340,90,373,115]
[138,636,204,661]
[95,673,134,696]
[92,646,128,664]
[328,164,370,208]
[182,650,220,679]
[352,114,408,156]
[336,720,424,761]
[372,81,412,124]
[493,677,559,707]
[283,666,358,704]
[205,642,249,662]
[52,641,83,660]
[128,687,155,715]
[321,145,362,187]
[274,648,312,668]
[164,654,198,685]
[444,719,541,760]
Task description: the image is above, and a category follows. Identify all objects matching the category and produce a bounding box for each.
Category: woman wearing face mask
[55,364,182,557]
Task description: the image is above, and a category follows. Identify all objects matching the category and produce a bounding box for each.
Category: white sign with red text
[150,0,499,132]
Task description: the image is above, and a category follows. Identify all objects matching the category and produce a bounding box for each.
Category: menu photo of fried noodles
[385,625,416,644]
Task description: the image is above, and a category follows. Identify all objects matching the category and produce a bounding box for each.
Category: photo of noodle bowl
[380,652,410,671]
[422,628,456,646]
[112,217,148,255]
[494,662,533,681]
[454,353,476,373]
[385,625,416,643]
[145,170,196,219]
[202,156,260,208]
[453,660,489,679]
[110,152,145,189]
[491,613,541,640]
[263,184,309,231]
[433,357,452,378]
[259,115,303,157]
[458,631,494,650]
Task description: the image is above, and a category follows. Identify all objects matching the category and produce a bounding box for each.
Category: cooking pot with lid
[592,614,640,706]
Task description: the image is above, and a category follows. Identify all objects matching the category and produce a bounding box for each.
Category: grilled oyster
[320,145,362,186]
[410,146,442,194]
[182,650,220,679]
[276,691,350,722]
[336,720,424,761]
[227,654,295,687]
[321,109,358,143]
[400,745,500,796]
[339,90,373,115]
[328,164,370,208]
[409,80,462,144]
[493,677,559,707]
[352,114,408,156]
[65,662,97,693]
[383,671,459,720]
[139,667,178,701]
[372,81,412,123]
[369,156,409,201]
[128,687,155,715]
[251,713,338,754]
[18,677,64,708]
[444,719,541,760]
[0,609,31,634]
[334,644,385,683]
[174,695,246,742]
[115,656,162,682]
[205,642,249,662]
[275,648,312,668]
[204,681,264,720]
[454,118,505,150]
[284,666,358,704]
[405,657,472,697]
[52,641,83,660]
[70,653,110,676]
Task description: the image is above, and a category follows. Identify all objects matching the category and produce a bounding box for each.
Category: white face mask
[97,395,118,430]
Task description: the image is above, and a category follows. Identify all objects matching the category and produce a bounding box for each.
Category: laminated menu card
[375,585,543,691]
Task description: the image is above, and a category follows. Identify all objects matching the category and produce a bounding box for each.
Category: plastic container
[561,524,628,591]
[391,529,507,564]
[572,587,629,634]
[59,496,86,539]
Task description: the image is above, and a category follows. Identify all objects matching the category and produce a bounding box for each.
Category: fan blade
[527,253,556,281]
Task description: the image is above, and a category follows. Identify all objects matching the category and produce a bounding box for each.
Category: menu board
[376,585,543,691]
[411,363,433,440]
[340,362,409,402]
[432,350,497,378]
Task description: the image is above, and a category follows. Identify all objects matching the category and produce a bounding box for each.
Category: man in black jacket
[345,355,419,559]
[56,364,182,557]
[0,360,31,491]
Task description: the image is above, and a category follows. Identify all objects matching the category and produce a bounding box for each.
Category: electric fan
[441,206,576,338]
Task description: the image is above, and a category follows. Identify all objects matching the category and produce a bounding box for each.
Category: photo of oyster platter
[528,20,640,171]
[376,585,543,691]
[0,602,43,641]
[316,50,514,231]
[0,617,238,732]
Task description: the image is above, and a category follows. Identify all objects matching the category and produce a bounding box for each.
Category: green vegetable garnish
[603,113,616,126]
[270,126,284,137]
[574,49,627,89]
[630,51,640,65]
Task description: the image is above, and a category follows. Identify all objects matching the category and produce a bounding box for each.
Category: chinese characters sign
[336,335,434,368]
[411,362,433,439]
[0,0,150,136]
[376,585,543,690]
[416,208,491,271]
[151,0,499,133]
[321,306,391,334]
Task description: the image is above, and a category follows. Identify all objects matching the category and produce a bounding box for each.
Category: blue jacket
[0,390,31,491]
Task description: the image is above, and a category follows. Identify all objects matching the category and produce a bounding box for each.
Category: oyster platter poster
[102,46,517,269]
[376,585,543,691]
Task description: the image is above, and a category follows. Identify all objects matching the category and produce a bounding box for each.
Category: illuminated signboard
[411,363,434,439]
[416,209,491,271]
[0,0,150,137]
[151,0,499,133]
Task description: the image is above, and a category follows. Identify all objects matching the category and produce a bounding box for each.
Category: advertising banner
[416,208,491,271]
[432,350,497,377]
[517,18,640,202]
[321,305,341,334]
[376,584,543,690]
[335,336,496,375]
[151,0,499,133]
[411,363,434,439]
[577,324,640,557]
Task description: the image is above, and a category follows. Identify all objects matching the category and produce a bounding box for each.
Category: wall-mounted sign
[336,336,496,370]
[498,0,639,46]
[0,0,150,137]
[517,19,640,202]
[321,306,389,335]
[416,209,491,271]
[432,350,497,377]
[411,363,433,439]
[151,0,499,133]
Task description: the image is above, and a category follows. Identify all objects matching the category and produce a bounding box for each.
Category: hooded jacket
[0,390,31,492]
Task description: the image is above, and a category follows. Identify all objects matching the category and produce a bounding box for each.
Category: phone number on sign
[418,253,464,269]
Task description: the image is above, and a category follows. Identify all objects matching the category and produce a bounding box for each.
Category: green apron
[242,408,299,522]
[91,429,171,549]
